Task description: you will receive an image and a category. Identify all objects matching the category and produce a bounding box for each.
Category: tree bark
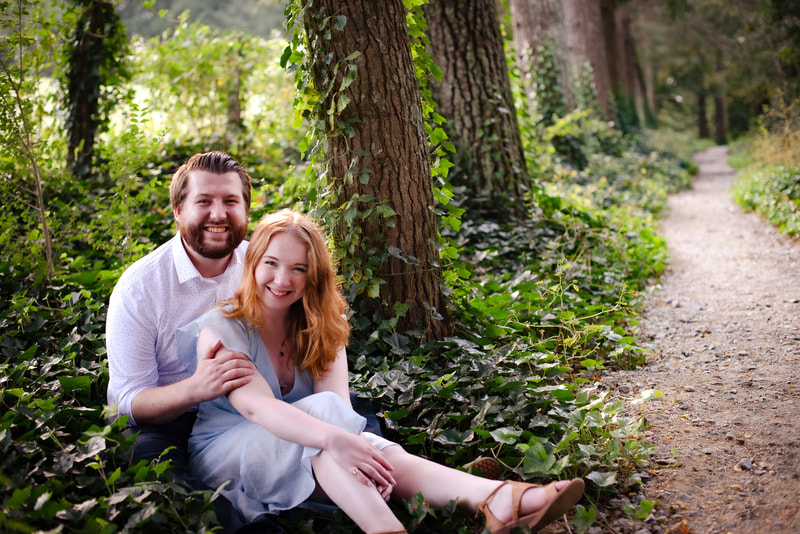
[304,0,450,340]
[509,0,568,119]
[562,0,612,119]
[424,0,529,218]
[508,0,566,101]
[714,54,728,144]
[66,0,124,181]
[697,91,710,139]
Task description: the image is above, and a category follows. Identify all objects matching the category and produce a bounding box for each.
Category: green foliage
[731,98,800,237]
[572,61,601,121]
[0,266,219,532]
[0,0,71,280]
[639,128,713,168]
[525,40,566,126]
[733,165,800,236]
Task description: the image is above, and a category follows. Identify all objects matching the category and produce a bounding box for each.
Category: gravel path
[598,145,800,533]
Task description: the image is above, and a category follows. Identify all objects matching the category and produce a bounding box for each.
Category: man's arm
[106,280,254,426]
[130,338,255,425]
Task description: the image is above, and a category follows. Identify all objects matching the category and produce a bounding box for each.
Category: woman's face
[254,231,308,314]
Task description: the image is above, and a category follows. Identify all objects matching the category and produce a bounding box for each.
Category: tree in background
[767,0,800,101]
[601,0,646,132]
[508,0,566,106]
[423,0,530,219]
[298,0,451,340]
[508,0,568,128]
[562,0,611,119]
[64,0,129,181]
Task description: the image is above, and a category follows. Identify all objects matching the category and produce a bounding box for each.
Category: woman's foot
[479,478,585,533]
[484,479,569,522]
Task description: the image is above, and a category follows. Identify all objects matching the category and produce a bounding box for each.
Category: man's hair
[170,151,252,209]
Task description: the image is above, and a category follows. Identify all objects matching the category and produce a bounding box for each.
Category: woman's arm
[312,345,352,406]
[197,327,395,487]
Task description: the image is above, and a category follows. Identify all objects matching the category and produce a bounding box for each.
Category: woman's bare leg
[383,446,572,523]
[311,450,405,533]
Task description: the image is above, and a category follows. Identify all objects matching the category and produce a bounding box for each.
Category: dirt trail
[600,145,800,533]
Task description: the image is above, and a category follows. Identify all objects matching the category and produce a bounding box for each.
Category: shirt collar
[172,233,244,283]
[172,233,201,283]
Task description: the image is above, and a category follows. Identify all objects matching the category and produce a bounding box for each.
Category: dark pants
[124,394,384,533]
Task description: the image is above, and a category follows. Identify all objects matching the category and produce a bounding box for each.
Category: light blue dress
[176,309,395,521]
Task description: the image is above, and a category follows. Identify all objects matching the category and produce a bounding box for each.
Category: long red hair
[220,209,350,379]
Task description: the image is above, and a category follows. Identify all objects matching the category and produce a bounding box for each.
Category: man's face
[174,170,249,260]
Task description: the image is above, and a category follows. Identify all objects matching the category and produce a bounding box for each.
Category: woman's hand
[327,431,396,493]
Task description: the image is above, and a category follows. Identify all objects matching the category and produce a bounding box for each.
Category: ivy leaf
[489,426,522,444]
[58,375,92,393]
[572,505,596,532]
[586,471,617,487]
[523,441,556,474]
[333,15,347,31]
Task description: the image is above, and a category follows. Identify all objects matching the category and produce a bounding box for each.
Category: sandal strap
[477,480,509,530]
[508,480,544,522]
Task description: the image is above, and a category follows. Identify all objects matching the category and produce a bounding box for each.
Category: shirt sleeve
[105,281,161,425]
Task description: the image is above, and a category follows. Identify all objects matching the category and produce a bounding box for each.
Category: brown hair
[170,151,252,209]
[221,209,349,379]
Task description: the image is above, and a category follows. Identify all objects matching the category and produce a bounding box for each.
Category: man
[106,151,276,532]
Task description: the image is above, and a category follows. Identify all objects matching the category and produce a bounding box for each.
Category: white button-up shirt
[106,234,248,425]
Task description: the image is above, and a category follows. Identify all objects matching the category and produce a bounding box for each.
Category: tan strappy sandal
[477,478,585,534]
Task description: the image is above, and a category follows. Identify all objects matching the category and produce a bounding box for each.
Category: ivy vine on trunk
[286,0,453,341]
[65,0,129,182]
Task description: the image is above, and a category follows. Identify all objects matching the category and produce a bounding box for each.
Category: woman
[177,209,584,534]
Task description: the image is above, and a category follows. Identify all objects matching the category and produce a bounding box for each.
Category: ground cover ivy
[732,164,800,236]
[730,98,800,238]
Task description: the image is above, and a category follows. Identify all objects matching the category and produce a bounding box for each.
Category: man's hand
[129,333,255,425]
[189,330,256,403]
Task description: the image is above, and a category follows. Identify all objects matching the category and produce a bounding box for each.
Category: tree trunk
[66,0,123,181]
[610,4,644,131]
[637,21,658,127]
[714,55,728,144]
[303,0,450,340]
[698,91,710,138]
[562,0,612,119]
[508,0,568,120]
[508,0,566,101]
[424,0,529,219]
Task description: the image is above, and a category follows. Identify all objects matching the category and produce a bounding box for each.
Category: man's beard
[179,218,247,259]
